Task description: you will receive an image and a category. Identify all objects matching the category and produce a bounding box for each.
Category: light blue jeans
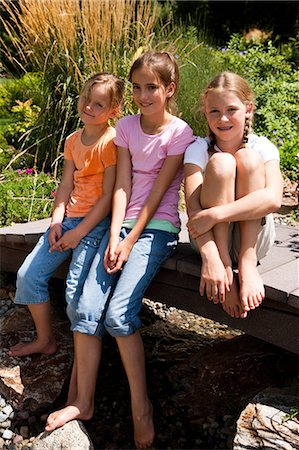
[15,217,111,317]
[70,228,178,337]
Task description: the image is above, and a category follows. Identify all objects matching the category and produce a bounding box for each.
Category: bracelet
[50,222,63,228]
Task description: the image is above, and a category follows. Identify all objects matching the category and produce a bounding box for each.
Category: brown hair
[129,51,179,114]
[200,72,255,151]
[79,72,125,114]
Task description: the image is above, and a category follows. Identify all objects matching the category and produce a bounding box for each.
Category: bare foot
[238,262,265,312]
[8,338,57,357]
[45,403,93,432]
[222,276,247,319]
[132,400,155,449]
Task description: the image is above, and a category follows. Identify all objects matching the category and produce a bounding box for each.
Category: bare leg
[116,332,154,449]
[66,334,77,405]
[45,332,102,431]
[201,153,245,318]
[235,148,266,312]
[9,301,57,357]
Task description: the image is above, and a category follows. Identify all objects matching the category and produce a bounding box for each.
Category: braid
[208,130,217,156]
[242,116,252,148]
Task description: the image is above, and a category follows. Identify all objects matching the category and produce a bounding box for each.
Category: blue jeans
[15,217,111,317]
[70,228,178,337]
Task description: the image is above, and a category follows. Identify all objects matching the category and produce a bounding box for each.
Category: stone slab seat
[0,214,298,354]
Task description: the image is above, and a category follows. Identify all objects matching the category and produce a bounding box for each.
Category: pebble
[0,393,17,446]
[0,287,14,316]
[13,435,23,444]
[2,428,14,439]
[0,392,34,450]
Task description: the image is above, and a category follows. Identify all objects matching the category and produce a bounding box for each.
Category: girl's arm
[104,146,132,270]
[48,159,75,247]
[105,152,184,274]
[50,165,116,252]
[185,163,230,302]
[189,160,283,238]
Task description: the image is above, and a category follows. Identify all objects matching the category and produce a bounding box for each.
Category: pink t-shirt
[114,114,194,228]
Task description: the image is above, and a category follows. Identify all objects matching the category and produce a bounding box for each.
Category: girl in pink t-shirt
[45,52,193,449]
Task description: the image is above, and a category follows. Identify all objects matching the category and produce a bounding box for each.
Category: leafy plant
[0,168,58,226]
[3,99,41,168]
[0,73,43,110]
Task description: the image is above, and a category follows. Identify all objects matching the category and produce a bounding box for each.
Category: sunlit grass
[0,0,160,173]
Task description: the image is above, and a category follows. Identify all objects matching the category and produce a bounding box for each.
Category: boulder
[234,385,299,449]
[0,306,73,411]
[31,420,94,450]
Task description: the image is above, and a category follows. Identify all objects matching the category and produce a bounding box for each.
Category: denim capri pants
[15,216,111,309]
[69,227,178,337]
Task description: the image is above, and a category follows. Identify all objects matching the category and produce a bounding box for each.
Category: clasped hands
[104,237,134,274]
[48,226,83,253]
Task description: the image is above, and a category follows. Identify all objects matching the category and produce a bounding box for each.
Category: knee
[104,312,141,337]
[207,153,236,180]
[235,148,264,175]
[17,263,33,286]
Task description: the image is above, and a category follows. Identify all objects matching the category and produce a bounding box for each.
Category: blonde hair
[129,51,179,115]
[201,72,255,151]
[78,72,125,114]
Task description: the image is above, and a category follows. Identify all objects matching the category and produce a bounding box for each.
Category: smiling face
[131,66,175,117]
[78,83,116,127]
[204,89,253,152]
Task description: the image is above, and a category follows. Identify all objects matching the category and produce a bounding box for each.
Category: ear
[246,101,254,118]
[166,81,176,98]
[109,106,120,119]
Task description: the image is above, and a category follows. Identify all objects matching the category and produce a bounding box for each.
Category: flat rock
[0,306,73,411]
[234,385,299,449]
[31,420,94,450]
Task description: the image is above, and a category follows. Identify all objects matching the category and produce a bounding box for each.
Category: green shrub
[0,145,15,170]
[178,33,223,135]
[0,83,12,118]
[3,99,41,159]
[0,169,58,226]
[0,73,44,110]
[278,135,299,181]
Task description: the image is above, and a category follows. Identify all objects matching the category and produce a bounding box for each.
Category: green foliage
[0,73,43,168]
[0,83,12,118]
[214,35,299,179]
[178,40,223,135]
[0,169,58,226]
[0,145,14,169]
[0,73,43,111]
[278,135,299,181]
[3,98,41,154]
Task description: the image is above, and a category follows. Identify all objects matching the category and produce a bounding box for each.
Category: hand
[104,236,120,272]
[49,228,82,253]
[105,237,134,274]
[187,208,216,239]
[48,224,63,247]
[199,254,230,303]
